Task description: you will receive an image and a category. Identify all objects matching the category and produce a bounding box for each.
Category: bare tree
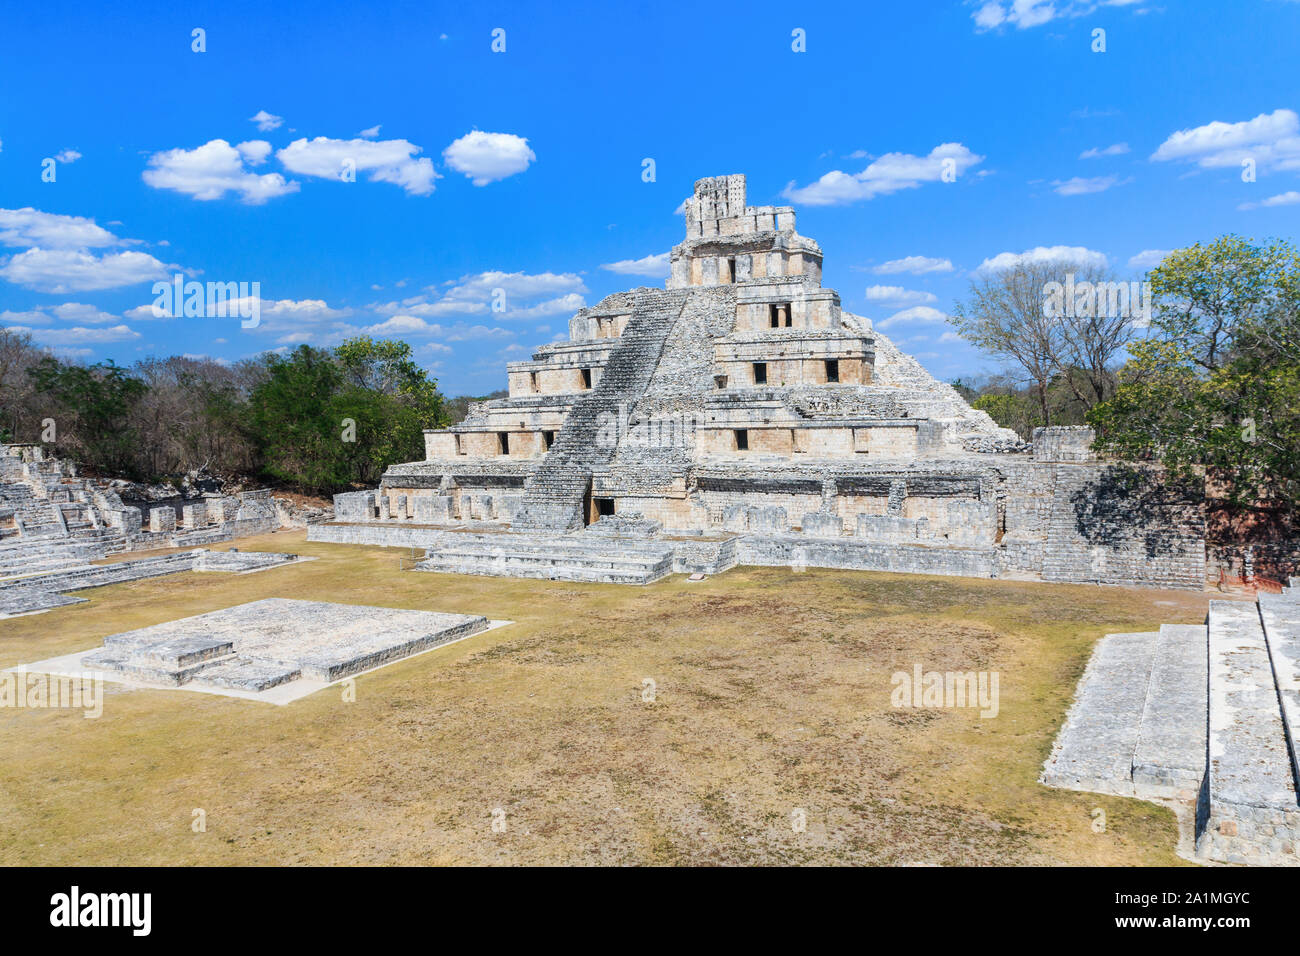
[951,259,1137,425]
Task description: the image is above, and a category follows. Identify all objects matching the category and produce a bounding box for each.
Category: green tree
[245,338,447,494]
[1089,236,1300,515]
[27,358,148,476]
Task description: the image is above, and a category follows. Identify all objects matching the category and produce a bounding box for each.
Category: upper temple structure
[313,174,1208,588]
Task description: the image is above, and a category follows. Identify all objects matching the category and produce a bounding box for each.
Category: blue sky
[1,0,1298,396]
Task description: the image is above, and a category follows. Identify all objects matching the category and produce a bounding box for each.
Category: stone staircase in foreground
[414,531,675,585]
[1042,579,1300,865]
[510,289,690,532]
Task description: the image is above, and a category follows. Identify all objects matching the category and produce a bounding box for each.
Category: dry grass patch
[0,531,1211,865]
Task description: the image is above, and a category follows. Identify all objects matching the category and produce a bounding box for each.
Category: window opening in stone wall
[735,429,749,451]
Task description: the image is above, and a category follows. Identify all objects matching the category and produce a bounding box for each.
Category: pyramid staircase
[1042,578,1300,865]
[510,289,690,532]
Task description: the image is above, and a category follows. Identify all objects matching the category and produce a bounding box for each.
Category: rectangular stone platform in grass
[12,598,508,704]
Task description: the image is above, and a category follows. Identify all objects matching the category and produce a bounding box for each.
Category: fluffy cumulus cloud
[277,136,439,195]
[977,245,1109,272]
[55,149,81,164]
[0,208,125,250]
[784,143,984,206]
[249,110,283,132]
[0,248,168,293]
[871,255,954,275]
[600,252,670,278]
[863,285,938,306]
[143,139,300,203]
[1151,108,1300,173]
[442,131,536,186]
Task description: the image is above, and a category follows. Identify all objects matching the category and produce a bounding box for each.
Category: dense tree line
[0,333,449,496]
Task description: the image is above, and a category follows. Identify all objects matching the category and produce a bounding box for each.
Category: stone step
[417,554,670,585]
[1206,600,1297,810]
[1040,632,1161,796]
[1259,591,1300,792]
[81,648,238,687]
[187,658,302,692]
[102,633,234,669]
[1132,623,1208,796]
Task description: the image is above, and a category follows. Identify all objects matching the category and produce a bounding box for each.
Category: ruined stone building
[315,174,1207,588]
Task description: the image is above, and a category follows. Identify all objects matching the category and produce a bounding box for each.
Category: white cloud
[277,136,438,195]
[0,248,169,293]
[863,285,938,306]
[1128,249,1171,269]
[938,330,965,344]
[237,140,273,165]
[972,0,1149,32]
[877,306,951,331]
[1,309,54,326]
[600,252,670,277]
[501,293,586,320]
[440,270,586,303]
[1052,174,1130,195]
[1079,142,1130,159]
[871,255,954,275]
[50,302,118,324]
[143,139,300,203]
[0,208,124,249]
[978,245,1109,272]
[55,149,81,164]
[1238,190,1300,210]
[783,143,984,206]
[249,110,284,132]
[361,314,435,336]
[6,324,140,345]
[442,131,536,186]
[1151,108,1300,173]
[358,125,382,139]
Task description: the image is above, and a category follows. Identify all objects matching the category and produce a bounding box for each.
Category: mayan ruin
[6,0,1300,916]
[314,175,1208,590]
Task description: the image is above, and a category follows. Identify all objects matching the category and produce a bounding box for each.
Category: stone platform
[0,549,304,619]
[1042,579,1300,865]
[13,598,500,703]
